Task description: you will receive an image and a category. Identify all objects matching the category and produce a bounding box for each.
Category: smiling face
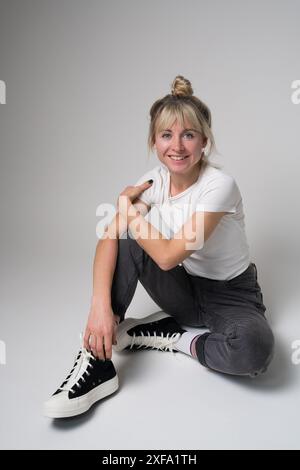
[154,119,207,177]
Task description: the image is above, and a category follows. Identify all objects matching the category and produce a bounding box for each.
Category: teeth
[169,155,188,161]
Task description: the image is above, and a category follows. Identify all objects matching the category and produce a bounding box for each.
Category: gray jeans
[111,231,275,378]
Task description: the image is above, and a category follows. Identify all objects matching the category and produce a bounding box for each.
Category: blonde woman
[44,75,274,418]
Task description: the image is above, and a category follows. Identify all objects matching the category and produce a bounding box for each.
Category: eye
[161,132,194,139]
[184,133,194,139]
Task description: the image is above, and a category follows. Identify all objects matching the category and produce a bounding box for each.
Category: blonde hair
[147,75,221,169]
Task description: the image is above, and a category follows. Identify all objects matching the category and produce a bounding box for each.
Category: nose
[171,135,185,153]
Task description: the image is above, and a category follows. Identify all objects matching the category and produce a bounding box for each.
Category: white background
[0,0,300,449]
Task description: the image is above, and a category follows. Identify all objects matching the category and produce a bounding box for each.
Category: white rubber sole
[43,374,119,418]
[113,310,172,352]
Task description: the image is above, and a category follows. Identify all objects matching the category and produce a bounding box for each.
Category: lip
[168,155,190,164]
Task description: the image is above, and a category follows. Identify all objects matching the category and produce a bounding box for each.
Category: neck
[169,160,203,193]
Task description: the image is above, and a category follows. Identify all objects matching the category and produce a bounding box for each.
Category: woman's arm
[125,202,227,270]
[91,212,123,310]
[91,200,150,309]
[84,200,150,360]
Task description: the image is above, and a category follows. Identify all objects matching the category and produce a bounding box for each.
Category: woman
[44,75,275,418]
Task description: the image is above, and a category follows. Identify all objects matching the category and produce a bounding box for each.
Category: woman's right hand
[83,305,120,361]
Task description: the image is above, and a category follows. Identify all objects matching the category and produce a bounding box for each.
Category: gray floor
[1,257,300,450]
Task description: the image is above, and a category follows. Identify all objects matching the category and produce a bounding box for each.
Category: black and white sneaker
[43,346,119,418]
[113,311,186,354]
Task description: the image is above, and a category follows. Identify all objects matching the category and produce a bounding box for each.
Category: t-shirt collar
[166,162,205,201]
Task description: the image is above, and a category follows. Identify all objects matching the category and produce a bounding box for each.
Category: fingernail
[148,179,153,184]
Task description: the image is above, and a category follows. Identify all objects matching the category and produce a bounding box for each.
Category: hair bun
[171,75,193,97]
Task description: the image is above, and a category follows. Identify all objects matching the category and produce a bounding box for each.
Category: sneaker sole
[43,374,119,418]
[113,310,172,352]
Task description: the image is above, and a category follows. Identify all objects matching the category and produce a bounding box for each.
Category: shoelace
[58,346,96,395]
[130,330,181,354]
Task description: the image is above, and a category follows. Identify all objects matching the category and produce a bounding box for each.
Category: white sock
[173,331,203,357]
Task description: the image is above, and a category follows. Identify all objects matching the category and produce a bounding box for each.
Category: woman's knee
[237,322,275,377]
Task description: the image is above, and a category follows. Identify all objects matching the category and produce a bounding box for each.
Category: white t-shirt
[134,162,251,281]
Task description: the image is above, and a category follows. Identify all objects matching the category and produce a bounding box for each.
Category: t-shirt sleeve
[196,176,240,213]
[133,168,158,206]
